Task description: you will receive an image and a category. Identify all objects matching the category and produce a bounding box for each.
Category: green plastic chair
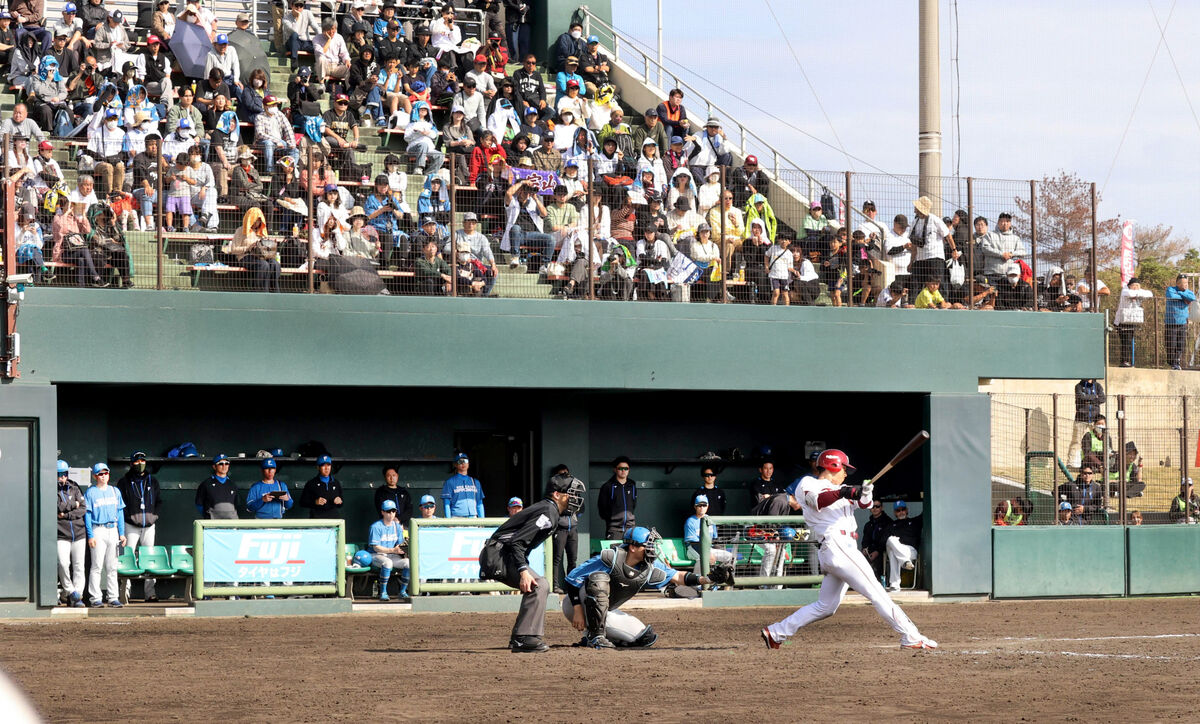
[658,539,694,568]
[345,543,372,573]
[169,545,194,576]
[137,546,177,576]
[116,549,144,577]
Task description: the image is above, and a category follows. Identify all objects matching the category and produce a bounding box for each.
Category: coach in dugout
[479,474,586,653]
[300,455,344,519]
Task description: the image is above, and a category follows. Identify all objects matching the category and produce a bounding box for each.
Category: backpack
[820,189,836,222]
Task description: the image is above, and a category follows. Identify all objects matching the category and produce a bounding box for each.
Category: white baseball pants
[886,536,918,589]
[56,539,86,598]
[87,526,120,603]
[560,597,649,644]
[124,524,156,600]
[372,553,410,571]
[766,537,925,646]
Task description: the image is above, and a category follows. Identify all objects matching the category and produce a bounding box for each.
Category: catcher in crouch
[562,526,733,649]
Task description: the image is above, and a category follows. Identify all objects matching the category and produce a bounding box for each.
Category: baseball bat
[868,430,930,485]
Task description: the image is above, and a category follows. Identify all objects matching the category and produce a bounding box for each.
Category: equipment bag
[478,539,507,581]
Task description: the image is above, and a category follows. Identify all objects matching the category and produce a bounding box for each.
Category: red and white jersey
[798,476,866,542]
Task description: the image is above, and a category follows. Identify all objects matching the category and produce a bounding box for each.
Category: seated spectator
[7,134,36,196]
[92,10,130,72]
[789,246,820,305]
[108,188,138,232]
[995,265,1035,311]
[1038,267,1079,312]
[687,117,733,175]
[446,212,496,295]
[316,183,349,234]
[225,207,280,292]
[254,96,297,171]
[875,278,908,308]
[150,0,174,44]
[683,495,734,577]
[689,222,721,302]
[1165,274,1195,370]
[513,54,550,120]
[344,207,380,262]
[228,147,267,215]
[800,200,828,240]
[1170,478,1199,524]
[26,57,71,136]
[207,99,240,197]
[364,174,409,268]
[481,31,508,81]
[1113,276,1153,367]
[503,178,554,268]
[369,500,410,600]
[487,98,522,146]
[166,87,203,140]
[914,277,956,309]
[1128,510,1143,526]
[884,500,920,591]
[205,33,241,86]
[1057,500,1081,526]
[429,5,473,71]
[553,22,586,72]
[341,1,368,40]
[707,189,744,267]
[415,237,452,295]
[0,13,17,68]
[404,102,443,175]
[52,188,101,286]
[314,19,350,90]
[505,497,524,517]
[417,174,451,226]
[246,458,293,518]
[87,205,133,287]
[85,108,126,194]
[728,155,768,209]
[195,70,232,130]
[283,0,320,71]
[1067,466,1104,522]
[186,146,219,230]
[744,193,776,242]
[667,191,701,236]
[2,104,46,145]
[52,3,84,56]
[13,206,47,283]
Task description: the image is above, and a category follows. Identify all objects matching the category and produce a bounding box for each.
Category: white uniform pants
[759,543,784,589]
[57,539,86,598]
[124,524,156,599]
[886,536,918,589]
[372,553,410,571]
[766,537,924,646]
[686,545,734,575]
[560,596,649,644]
[87,526,120,603]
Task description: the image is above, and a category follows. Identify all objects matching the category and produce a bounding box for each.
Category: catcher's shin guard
[582,573,611,639]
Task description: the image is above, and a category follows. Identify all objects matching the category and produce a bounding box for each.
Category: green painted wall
[17,290,1104,393]
[534,0,612,65]
[1127,526,1200,595]
[926,394,992,595]
[0,385,59,607]
[992,526,1126,598]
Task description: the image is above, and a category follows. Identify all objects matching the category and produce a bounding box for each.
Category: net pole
[450,153,457,298]
[156,146,164,290]
[306,145,315,294]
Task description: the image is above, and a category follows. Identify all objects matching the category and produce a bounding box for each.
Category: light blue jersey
[84,485,126,538]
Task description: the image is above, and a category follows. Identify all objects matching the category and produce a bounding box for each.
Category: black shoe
[510,636,549,653]
[122,279,135,289]
[145,596,159,603]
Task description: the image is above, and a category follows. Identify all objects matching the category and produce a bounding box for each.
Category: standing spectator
[996,265,1035,311]
[441,453,485,518]
[683,495,734,580]
[553,21,586,72]
[908,196,955,288]
[1170,478,1199,524]
[84,463,125,607]
[884,500,921,591]
[766,236,795,306]
[597,457,637,539]
[374,465,413,526]
[1164,274,1195,370]
[860,499,891,584]
[973,216,1010,286]
[1069,379,1105,469]
[548,463,581,594]
[246,458,293,519]
[505,0,531,61]
[55,460,87,607]
[196,454,238,519]
[369,500,409,600]
[300,455,344,518]
[1076,266,1110,311]
[115,451,161,602]
[692,465,727,516]
[1113,277,1154,367]
[502,178,553,269]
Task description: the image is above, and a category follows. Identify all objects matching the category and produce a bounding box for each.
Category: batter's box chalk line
[954,649,1200,662]
[981,633,1200,643]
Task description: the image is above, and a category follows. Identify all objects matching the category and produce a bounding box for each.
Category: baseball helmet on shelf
[817,449,855,474]
[352,550,373,567]
[779,527,798,541]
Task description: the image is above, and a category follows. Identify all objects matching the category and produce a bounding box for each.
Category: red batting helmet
[817,449,855,474]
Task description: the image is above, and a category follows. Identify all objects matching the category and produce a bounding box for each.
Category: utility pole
[919,0,942,217]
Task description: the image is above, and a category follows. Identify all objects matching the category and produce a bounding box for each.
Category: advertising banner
[416,527,546,581]
[202,526,338,584]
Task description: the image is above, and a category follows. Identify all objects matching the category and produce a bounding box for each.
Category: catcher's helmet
[817,449,855,474]
[352,550,373,567]
[545,474,586,515]
[779,527,798,541]
[623,526,662,563]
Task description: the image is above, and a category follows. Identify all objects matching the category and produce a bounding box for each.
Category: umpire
[480,474,585,653]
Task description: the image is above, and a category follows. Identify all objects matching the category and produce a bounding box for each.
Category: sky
[611,0,1200,249]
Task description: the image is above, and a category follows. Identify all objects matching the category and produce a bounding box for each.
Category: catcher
[562,526,733,649]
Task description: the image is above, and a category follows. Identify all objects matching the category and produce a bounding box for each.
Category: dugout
[1,288,1106,610]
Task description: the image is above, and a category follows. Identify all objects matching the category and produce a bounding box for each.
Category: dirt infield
[4,597,1198,722]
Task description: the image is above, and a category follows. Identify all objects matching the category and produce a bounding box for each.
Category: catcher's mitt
[708,564,735,587]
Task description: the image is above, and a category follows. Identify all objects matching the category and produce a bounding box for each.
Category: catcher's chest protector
[601,547,654,609]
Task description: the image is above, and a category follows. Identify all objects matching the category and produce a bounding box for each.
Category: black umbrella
[227,28,269,82]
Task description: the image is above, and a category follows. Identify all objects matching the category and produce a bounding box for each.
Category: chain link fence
[990,392,1196,527]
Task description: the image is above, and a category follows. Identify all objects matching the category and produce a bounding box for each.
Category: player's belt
[98,522,116,527]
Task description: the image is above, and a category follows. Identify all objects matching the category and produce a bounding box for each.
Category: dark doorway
[454,430,534,516]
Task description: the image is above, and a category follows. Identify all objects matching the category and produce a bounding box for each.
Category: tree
[1100,223,1193,269]
[1177,248,1200,274]
[1011,171,1121,273]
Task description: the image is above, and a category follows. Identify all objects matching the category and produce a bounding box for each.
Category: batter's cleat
[901,638,938,650]
[761,627,782,649]
[510,636,550,653]
[586,635,617,650]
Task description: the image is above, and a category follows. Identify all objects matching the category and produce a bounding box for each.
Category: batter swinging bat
[869,431,930,485]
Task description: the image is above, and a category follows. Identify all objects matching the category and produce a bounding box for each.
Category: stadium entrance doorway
[454,429,534,516]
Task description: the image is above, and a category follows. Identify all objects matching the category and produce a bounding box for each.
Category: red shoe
[761,627,781,649]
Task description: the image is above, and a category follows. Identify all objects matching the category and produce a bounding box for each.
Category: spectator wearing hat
[345,206,380,260]
[684,494,735,580]
[686,117,732,179]
[315,18,350,88]
[247,458,294,519]
[630,106,670,161]
[369,499,409,600]
[442,453,485,518]
[418,494,438,519]
[142,34,173,106]
[555,56,585,103]
[506,497,524,516]
[55,460,87,607]
[323,93,369,180]
[365,174,409,268]
[52,3,84,56]
[989,265,1032,311]
[553,21,587,72]
[1170,478,1200,524]
[227,146,265,215]
[481,31,509,82]
[116,451,163,602]
[341,0,368,39]
[374,466,413,526]
[84,463,125,607]
[1164,274,1195,370]
[512,53,549,121]
[1057,500,1081,526]
[283,0,320,70]
[1113,276,1154,366]
[46,27,79,79]
[579,35,610,96]
[448,212,497,294]
[204,33,241,86]
[545,182,580,251]
[300,455,344,519]
[727,155,768,209]
[906,195,956,288]
[150,0,174,44]
[884,501,921,591]
[196,455,239,519]
[463,53,497,101]
[958,274,996,310]
[92,9,129,71]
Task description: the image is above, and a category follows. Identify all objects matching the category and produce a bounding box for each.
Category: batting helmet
[817,449,855,474]
[623,526,662,563]
[779,527,798,541]
[352,550,373,567]
[57,460,70,475]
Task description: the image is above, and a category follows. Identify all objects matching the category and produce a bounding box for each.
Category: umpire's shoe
[510,636,550,653]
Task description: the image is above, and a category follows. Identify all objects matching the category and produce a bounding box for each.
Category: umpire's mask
[546,474,586,516]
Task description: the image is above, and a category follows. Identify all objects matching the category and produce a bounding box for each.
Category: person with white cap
[685,116,731,180]
[907,195,957,288]
[1170,478,1200,524]
[447,211,497,294]
[369,500,409,600]
[995,262,1035,311]
[340,0,367,39]
[55,460,87,607]
[84,463,126,607]
[683,494,735,578]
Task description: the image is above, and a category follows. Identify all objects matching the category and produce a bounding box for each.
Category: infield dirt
[3,596,1197,722]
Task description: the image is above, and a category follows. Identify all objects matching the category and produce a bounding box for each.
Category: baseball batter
[761,450,937,650]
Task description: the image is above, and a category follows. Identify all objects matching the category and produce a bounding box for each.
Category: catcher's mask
[623,526,662,563]
[546,474,586,516]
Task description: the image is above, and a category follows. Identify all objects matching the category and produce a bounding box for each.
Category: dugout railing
[407,517,553,596]
[699,515,821,588]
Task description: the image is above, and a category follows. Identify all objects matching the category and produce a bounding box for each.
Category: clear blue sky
[612,0,1200,247]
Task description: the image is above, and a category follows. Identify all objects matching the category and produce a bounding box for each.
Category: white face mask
[106,120,118,129]
[141,121,154,131]
[179,128,193,138]
[570,30,582,39]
